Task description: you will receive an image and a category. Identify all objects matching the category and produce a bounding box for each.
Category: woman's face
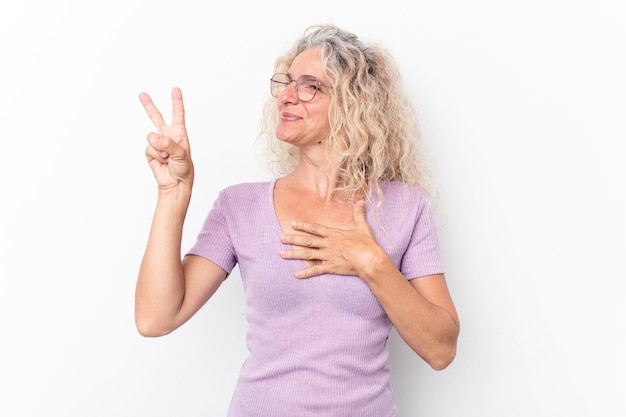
[274,47,332,150]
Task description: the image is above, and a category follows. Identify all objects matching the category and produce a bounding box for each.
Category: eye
[299,76,321,92]
[271,74,290,85]
[270,74,293,97]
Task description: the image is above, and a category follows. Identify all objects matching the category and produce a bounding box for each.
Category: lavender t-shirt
[187,179,444,417]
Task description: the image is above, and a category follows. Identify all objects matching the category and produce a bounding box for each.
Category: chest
[273,188,357,269]
[273,189,355,233]
[220,181,416,317]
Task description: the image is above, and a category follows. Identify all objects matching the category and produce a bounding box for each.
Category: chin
[275,131,297,144]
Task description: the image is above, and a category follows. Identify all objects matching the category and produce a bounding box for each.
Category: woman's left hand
[279,201,389,279]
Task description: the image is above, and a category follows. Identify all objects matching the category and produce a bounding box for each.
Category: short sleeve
[186,190,237,274]
[399,193,445,280]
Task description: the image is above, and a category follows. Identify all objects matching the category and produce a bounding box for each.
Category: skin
[135,47,460,370]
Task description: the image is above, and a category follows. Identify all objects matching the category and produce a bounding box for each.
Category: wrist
[357,246,395,283]
[156,183,193,212]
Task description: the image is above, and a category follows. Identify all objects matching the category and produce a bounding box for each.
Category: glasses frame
[270,73,327,102]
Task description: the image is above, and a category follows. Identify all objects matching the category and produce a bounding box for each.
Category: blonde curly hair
[258,24,435,205]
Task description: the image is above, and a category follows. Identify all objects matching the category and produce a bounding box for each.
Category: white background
[1,1,625,416]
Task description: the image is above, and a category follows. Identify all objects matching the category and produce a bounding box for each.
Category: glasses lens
[296,75,320,102]
[270,73,290,98]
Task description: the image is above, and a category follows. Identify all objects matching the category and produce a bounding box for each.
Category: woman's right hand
[139,87,194,193]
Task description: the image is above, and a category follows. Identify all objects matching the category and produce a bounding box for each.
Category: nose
[280,80,299,104]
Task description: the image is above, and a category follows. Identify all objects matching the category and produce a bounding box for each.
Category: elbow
[420,327,459,371]
[426,344,457,371]
[135,314,175,338]
[427,319,460,371]
[136,324,168,338]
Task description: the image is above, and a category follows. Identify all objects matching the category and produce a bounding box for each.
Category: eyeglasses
[270,73,327,102]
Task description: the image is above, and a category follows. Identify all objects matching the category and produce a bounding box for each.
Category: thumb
[149,133,184,159]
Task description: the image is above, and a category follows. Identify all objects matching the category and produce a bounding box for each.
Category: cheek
[312,108,330,129]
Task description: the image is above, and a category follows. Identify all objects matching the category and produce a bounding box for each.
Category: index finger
[290,221,329,237]
[170,87,185,126]
[138,92,167,132]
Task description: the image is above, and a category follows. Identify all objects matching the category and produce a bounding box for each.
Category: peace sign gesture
[139,87,194,193]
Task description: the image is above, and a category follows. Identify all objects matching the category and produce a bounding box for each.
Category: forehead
[288,47,326,81]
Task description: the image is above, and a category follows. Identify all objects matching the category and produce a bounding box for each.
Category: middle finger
[280,233,322,248]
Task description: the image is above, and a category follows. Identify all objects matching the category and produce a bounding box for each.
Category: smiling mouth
[281,112,301,121]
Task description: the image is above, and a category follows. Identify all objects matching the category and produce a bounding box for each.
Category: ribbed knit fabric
[187,179,444,417]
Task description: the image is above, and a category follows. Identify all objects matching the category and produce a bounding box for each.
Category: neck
[292,166,337,201]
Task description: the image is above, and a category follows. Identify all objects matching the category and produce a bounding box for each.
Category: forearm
[135,189,191,336]
[361,256,459,370]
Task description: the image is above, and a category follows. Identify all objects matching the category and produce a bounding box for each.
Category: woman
[136,24,459,417]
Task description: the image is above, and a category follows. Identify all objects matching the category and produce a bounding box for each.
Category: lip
[280,111,301,121]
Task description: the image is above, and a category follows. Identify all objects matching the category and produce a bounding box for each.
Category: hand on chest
[274,190,356,269]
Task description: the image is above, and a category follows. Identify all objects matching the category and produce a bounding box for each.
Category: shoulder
[376,181,428,208]
[209,181,273,212]
[217,180,273,200]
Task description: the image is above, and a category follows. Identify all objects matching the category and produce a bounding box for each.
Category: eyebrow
[287,73,328,89]
[287,73,321,81]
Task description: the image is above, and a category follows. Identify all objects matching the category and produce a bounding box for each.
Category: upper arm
[410,273,459,328]
[173,254,229,329]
